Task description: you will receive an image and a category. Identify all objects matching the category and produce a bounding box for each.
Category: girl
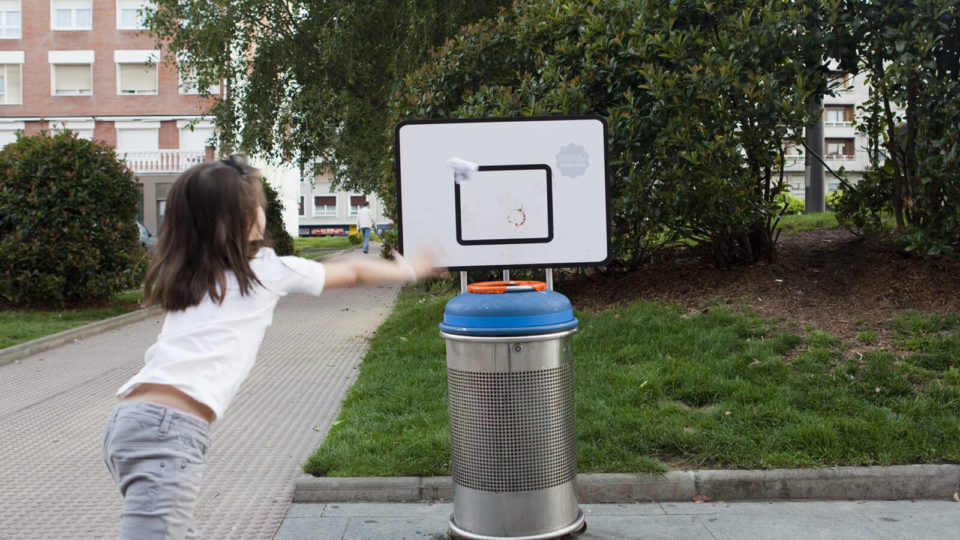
[101,155,439,539]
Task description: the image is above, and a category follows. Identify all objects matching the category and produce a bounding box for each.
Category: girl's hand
[392,249,446,282]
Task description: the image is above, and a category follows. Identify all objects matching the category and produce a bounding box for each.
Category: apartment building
[0,1,387,238]
[0,0,218,235]
[296,172,390,237]
[783,70,873,199]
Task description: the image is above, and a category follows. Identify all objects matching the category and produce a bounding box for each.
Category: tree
[0,131,144,306]
[827,0,960,256]
[382,0,830,267]
[143,0,510,194]
[260,178,295,256]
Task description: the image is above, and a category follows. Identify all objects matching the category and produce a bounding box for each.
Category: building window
[50,120,94,139]
[349,195,367,216]
[825,138,855,159]
[298,197,304,216]
[117,122,161,172]
[156,199,167,231]
[828,71,851,91]
[0,64,21,104]
[824,105,854,126]
[782,140,803,160]
[0,123,21,147]
[117,0,150,30]
[116,125,160,152]
[115,51,159,95]
[52,0,92,31]
[117,63,158,95]
[178,65,220,95]
[314,196,336,217]
[52,64,93,95]
[0,1,21,39]
[177,121,214,152]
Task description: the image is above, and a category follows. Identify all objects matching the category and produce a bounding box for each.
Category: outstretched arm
[322,250,443,289]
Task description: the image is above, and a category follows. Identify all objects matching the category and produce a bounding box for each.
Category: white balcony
[119,150,206,174]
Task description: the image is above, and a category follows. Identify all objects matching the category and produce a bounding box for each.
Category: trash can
[439,280,585,540]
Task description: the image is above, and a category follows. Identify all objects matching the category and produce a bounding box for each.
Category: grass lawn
[0,289,144,350]
[304,290,960,477]
[294,236,355,260]
[777,210,898,234]
[778,211,841,233]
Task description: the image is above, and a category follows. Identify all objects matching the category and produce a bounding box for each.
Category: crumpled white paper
[445,157,479,183]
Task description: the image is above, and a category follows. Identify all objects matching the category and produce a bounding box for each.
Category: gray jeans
[102,401,211,539]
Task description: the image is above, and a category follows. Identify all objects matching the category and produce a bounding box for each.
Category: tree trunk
[905,73,919,226]
[879,61,906,232]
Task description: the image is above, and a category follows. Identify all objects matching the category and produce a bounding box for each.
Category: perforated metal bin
[439,281,584,540]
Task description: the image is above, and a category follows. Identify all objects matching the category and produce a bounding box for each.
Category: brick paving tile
[0,248,401,539]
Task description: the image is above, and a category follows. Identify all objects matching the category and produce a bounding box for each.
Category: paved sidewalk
[0,246,400,539]
[276,500,960,539]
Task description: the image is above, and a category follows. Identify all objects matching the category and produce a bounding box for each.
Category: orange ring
[467,280,547,294]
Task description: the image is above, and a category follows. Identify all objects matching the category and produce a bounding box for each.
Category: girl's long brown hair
[144,158,268,311]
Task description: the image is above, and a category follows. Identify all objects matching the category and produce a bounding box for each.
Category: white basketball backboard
[395,116,609,270]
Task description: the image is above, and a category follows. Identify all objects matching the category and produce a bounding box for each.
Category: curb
[294,464,960,503]
[0,306,162,367]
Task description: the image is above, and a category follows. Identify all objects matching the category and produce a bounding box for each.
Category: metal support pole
[460,272,468,294]
[545,268,554,290]
[805,95,825,213]
[503,270,510,282]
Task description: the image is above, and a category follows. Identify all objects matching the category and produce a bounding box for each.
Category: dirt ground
[557,229,960,351]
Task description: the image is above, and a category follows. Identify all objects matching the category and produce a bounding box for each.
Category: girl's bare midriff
[123,383,216,423]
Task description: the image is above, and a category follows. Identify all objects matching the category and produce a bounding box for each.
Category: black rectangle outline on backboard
[394,115,611,271]
[454,164,553,246]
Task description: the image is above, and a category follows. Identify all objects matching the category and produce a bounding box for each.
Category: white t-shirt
[117,248,326,420]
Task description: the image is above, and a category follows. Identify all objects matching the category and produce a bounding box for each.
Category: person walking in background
[101,155,440,539]
[357,201,376,254]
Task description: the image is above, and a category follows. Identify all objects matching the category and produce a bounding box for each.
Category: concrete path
[276,500,960,540]
[0,246,400,539]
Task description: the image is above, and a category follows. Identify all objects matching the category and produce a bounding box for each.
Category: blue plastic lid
[439,285,578,336]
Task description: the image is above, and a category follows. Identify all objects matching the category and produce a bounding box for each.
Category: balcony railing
[119,150,207,174]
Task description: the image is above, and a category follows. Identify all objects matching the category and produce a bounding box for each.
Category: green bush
[834,169,891,236]
[379,228,397,256]
[778,193,805,215]
[260,178,294,256]
[825,190,843,211]
[349,231,382,247]
[0,131,144,306]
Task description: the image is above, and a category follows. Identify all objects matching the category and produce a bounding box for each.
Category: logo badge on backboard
[555,143,590,179]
